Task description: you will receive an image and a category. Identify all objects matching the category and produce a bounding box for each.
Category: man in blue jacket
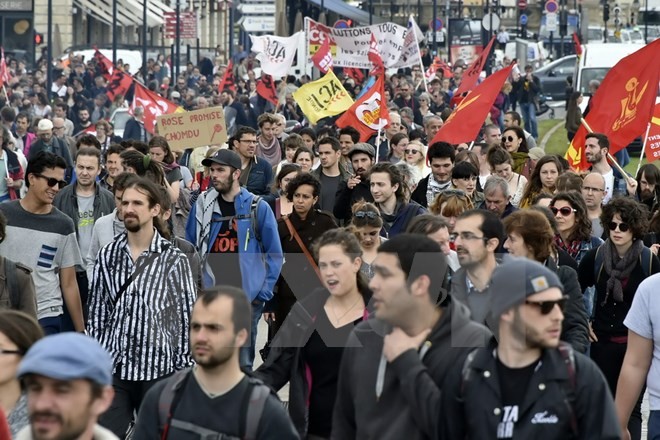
[186,148,283,370]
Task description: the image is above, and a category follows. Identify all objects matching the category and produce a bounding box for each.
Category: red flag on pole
[105,70,134,101]
[368,34,385,76]
[345,68,365,85]
[132,82,179,134]
[644,104,660,162]
[94,49,114,78]
[218,60,236,93]
[572,32,583,57]
[312,38,333,74]
[256,74,279,106]
[336,75,391,142]
[430,64,515,145]
[451,36,496,107]
[565,39,660,170]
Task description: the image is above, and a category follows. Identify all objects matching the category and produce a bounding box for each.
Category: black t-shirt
[132,374,299,440]
[495,356,539,439]
[209,197,242,288]
[302,309,362,437]
[318,172,341,212]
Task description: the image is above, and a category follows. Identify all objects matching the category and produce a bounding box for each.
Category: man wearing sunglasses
[0,152,85,335]
[441,258,621,439]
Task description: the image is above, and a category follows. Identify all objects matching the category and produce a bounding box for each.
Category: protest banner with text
[156,107,228,152]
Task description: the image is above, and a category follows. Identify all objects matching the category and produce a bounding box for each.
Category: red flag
[106,70,134,101]
[425,56,451,81]
[572,32,583,57]
[94,49,114,78]
[132,83,179,134]
[644,104,660,162]
[368,34,384,76]
[430,64,514,145]
[312,38,333,74]
[256,74,279,106]
[452,36,496,101]
[345,68,365,85]
[0,48,10,91]
[218,60,236,93]
[336,75,391,142]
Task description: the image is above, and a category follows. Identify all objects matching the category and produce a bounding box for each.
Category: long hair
[313,228,369,296]
[520,155,563,207]
[120,149,167,186]
[503,210,555,262]
[551,191,593,242]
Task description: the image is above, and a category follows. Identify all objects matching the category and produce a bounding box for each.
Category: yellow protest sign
[156,106,227,152]
[293,70,354,124]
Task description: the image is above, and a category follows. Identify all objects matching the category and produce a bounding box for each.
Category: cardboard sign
[156,107,227,152]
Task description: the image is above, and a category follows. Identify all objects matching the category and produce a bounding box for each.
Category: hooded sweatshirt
[331,300,491,440]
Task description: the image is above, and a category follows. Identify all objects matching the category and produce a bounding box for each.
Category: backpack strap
[641,246,653,279]
[242,380,271,440]
[557,342,578,437]
[5,259,19,310]
[250,195,262,244]
[593,246,604,285]
[157,369,192,440]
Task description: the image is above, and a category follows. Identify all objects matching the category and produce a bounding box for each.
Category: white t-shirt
[602,169,615,204]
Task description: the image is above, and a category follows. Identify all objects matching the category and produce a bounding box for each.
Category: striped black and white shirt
[88,229,196,381]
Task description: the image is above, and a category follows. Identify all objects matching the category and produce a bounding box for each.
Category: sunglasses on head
[33,173,67,189]
[404,149,420,155]
[608,221,630,232]
[550,206,576,216]
[525,296,569,315]
[354,211,380,220]
[502,136,516,142]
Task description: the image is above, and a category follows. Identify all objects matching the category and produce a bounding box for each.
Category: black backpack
[157,368,272,440]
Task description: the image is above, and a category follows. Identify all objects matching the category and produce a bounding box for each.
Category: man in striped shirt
[88,177,197,438]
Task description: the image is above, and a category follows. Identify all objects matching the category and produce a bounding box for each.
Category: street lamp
[47,0,52,100]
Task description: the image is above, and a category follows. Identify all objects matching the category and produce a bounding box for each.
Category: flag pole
[409,16,428,92]
[635,122,652,176]
[375,126,382,163]
[580,118,630,180]
[467,140,475,150]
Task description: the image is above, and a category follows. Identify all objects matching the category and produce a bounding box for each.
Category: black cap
[202,149,242,169]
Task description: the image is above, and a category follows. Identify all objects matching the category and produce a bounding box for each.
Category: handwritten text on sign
[156,107,228,152]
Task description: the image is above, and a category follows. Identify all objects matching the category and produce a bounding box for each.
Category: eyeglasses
[525,296,569,315]
[0,347,23,355]
[450,232,487,242]
[404,149,420,155]
[582,186,605,193]
[550,206,576,217]
[502,136,516,142]
[608,221,630,232]
[33,173,68,189]
[354,211,380,220]
[239,139,258,144]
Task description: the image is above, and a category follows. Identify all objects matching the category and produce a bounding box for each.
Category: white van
[575,43,647,111]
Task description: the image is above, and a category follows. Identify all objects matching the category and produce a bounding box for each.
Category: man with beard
[334,143,376,223]
[338,126,360,173]
[441,258,621,439]
[74,108,93,135]
[581,172,607,238]
[186,148,283,370]
[16,332,118,440]
[584,133,636,204]
[228,126,273,196]
[132,287,298,439]
[635,164,660,217]
[88,177,197,437]
[255,113,282,168]
[54,147,114,331]
[28,119,74,171]
[411,141,455,208]
[221,88,248,137]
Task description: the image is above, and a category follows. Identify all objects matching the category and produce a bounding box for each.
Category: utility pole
[46,0,52,100]
[112,0,117,65]
[142,0,148,80]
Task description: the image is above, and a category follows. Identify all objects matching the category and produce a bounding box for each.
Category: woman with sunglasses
[487,146,527,208]
[503,209,589,353]
[388,133,409,164]
[404,140,429,178]
[501,126,533,179]
[550,192,603,266]
[255,229,371,440]
[350,201,385,280]
[272,173,337,334]
[451,161,484,207]
[0,310,44,437]
[578,197,660,440]
[519,155,563,208]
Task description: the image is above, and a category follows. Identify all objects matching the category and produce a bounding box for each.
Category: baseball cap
[348,142,375,159]
[17,333,113,386]
[202,148,242,169]
[528,147,545,161]
[37,119,53,131]
[171,91,181,99]
[489,258,564,320]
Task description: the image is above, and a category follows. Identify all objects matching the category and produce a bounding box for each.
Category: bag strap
[593,245,604,285]
[157,369,192,440]
[111,251,161,309]
[243,381,271,440]
[557,342,578,437]
[641,246,653,279]
[284,216,321,280]
[5,259,19,310]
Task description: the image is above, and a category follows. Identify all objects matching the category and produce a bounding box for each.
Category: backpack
[461,342,578,437]
[5,259,19,310]
[593,245,653,283]
[212,195,263,246]
[157,369,272,440]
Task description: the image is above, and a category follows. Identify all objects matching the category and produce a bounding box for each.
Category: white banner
[250,31,304,78]
[304,18,421,69]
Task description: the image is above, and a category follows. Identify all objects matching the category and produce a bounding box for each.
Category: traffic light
[34,32,44,45]
[604,3,610,21]
[559,10,568,36]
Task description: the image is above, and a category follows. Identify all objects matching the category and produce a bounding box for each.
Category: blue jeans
[39,315,62,335]
[520,102,538,139]
[650,411,660,440]
[239,300,265,371]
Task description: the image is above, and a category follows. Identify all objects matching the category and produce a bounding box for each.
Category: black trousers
[590,339,644,440]
[61,271,89,332]
[100,374,169,439]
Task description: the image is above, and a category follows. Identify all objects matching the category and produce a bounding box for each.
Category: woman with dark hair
[272,163,301,218]
[350,201,385,280]
[273,172,337,332]
[388,132,409,163]
[578,197,660,440]
[565,91,583,142]
[487,146,527,207]
[0,127,24,202]
[149,135,183,199]
[501,125,533,179]
[293,146,314,173]
[0,310,44,437]
[33,93,51,118]
[451,161,483,206]
[550,191,603,264]
[455,149,484,193]
[503,209,589,353]
[519,155,563,208]
[255,228,371,440]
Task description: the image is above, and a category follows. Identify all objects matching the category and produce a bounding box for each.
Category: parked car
[534,55,577,101]
[110,108,131,139]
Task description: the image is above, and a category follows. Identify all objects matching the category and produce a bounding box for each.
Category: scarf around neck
[426,178,451,207]
[601,238,644,304]
[257,136,281,167]
[553,234,582,260]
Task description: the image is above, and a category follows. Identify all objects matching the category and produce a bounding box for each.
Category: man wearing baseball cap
[15,333,118,440]
[333,142,375,223]
[441,258,621,439]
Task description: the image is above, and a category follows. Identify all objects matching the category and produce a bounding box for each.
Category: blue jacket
[185,187,283,302]
[243,157,274,197]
